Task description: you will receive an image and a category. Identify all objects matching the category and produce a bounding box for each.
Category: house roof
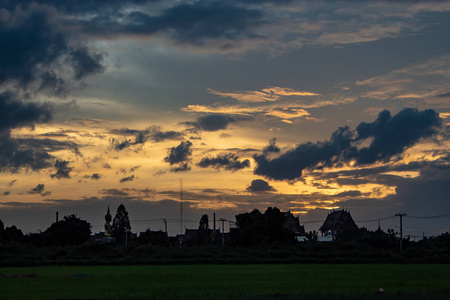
[283,212,306,236]
[319,210,358,232]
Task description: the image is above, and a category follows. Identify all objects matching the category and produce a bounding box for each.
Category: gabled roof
[319,210,358,232]
[283,212,306,236]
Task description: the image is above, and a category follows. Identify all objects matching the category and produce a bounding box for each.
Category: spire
[105,206,112,223]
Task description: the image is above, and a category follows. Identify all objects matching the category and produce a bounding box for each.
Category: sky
[0,0,449,237]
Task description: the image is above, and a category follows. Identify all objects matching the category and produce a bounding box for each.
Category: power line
[355,216,396,223]
[406,212,450,219]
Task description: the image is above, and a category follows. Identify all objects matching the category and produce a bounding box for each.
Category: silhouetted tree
[112,203,131,244]
[42,214,91,246]
[2,225,24,243]
[231,207,294,247]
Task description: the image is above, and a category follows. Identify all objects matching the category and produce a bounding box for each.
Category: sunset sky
[1,0,449,237]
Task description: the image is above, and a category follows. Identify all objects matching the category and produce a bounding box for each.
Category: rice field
[0,264,448,299]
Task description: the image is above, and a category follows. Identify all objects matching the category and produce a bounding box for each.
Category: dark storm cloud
[246,179,276,192]
[141,1,263,45]
[197,153,250,171]
[355,109,441,164]
[69,48,104,80]
[77,1,263,46]
[0,7,104,93]
[0,93,52,133]
[263,138,280,155]
[50,160,72,179]
[110,126,184,151]
[119,175,136,183]
[0,133,53,172]
[254,109,442,181]
[1,1,155,14]
[164,141,193,165]
[18,138,80,155]
[254,126,353,181]
[184,115,237,132]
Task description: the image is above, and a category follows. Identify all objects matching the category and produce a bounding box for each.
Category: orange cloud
[208,86,319,103]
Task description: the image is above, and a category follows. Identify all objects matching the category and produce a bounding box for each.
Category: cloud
[197,153,250,171]
[246,179,276,192]
[119,175,136,183]
[164,140,193,172]
[18,138,81,156]
[78,1,263,48]
[264,108,310,120]
[8,180,17,187]
[209,87,319,103]
[354,108,442,164]
[254,108,443,181]
[69,47,105,80]
[0,92,52,133]
[263,138,280,155]
[28,184,52,196]
[110,126,184,150]
[99,189,129,196]
[356,54,450,106]
[84,173,101,180]
[29,184,45,194]
[334,190,363,198]
[0,7,104,95]
[182,96,354,122]
[50,160,72,179]
[184,115,237,132]
[0,132,54,172]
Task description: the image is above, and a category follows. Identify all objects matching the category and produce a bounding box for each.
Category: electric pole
[163,219,168,237]
[180,179,183,235]
[219,218,226,246]
[395,213,406,252]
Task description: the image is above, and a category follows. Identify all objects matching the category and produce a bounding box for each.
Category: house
[177,228,221,246]
[319,210,358,238]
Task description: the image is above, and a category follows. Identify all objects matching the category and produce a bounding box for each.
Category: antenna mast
[180,179,183,235]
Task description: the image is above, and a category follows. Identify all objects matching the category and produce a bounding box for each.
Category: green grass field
[0,264,449,299]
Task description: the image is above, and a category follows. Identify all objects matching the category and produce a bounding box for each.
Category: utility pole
[219,218,226,246]
[180,179,183,235]
[163,219,168,237]
[395,213,406,252]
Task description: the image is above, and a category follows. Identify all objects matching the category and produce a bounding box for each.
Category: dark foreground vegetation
[0,239,449,266]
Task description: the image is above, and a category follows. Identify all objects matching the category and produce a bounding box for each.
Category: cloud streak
[208,87,319,103]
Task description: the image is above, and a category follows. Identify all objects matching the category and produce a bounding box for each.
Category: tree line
[1,205,449,254]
